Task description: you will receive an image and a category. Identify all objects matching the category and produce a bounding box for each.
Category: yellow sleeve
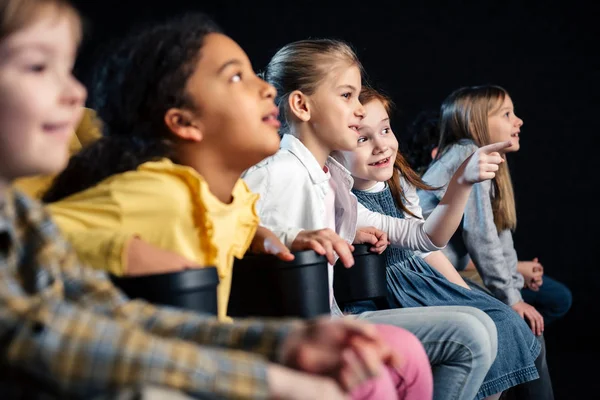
[61,229,133,276]
[47,167,195,276]
[47,191,133,276]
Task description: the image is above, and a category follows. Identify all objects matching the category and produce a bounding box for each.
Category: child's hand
[512,301,544,336]
[291,229,354,267]
[250,226,295,261]
[126,237,196,276]
[278,317,401,393]
[354,226,389,254]
[458,141,512,184]
[518,258,544,291]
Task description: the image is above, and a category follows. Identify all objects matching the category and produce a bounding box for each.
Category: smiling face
[306,63,365,153]
[487,95,523,152]
[0,9,86,182]
[182,33,281,170]
[339,99,398,190]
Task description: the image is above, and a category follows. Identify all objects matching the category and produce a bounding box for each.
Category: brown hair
[359,85,436,218]
[1,0,80,43]
[262,39,363,135]
[436,85,517,231]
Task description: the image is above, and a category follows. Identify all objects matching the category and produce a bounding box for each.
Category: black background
[71,1,598,397]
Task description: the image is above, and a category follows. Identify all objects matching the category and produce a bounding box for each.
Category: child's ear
[288,90,311,122]
[164,108,204,142]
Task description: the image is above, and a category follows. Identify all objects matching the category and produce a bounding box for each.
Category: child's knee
[454,308,498,362]
[555,285,573,315]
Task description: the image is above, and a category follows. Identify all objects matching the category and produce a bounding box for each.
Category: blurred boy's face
[0,11,86,185]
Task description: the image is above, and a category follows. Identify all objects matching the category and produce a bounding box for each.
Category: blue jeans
[353,306,498,400]
[521,276,572,325]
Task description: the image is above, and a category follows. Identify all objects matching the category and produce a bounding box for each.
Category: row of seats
[112,244,387,318]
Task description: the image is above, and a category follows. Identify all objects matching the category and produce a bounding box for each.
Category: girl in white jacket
[243,39,508,400]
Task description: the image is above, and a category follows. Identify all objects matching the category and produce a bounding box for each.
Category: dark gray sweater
[418,140,524,306]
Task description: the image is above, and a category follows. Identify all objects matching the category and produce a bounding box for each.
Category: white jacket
[243,135,441,253]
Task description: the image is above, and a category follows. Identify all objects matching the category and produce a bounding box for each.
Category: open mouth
[369,157,391,167]
[511,132,520,138]
[262,110,280,129]
[349,125,359,132]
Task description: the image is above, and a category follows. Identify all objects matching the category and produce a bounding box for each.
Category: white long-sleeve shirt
[243,135,441,255]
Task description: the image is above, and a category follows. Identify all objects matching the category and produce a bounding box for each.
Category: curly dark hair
[43,13,222,203]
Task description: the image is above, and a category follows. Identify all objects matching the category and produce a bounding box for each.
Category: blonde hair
[1,0,81,43]
[437,85,517,231]
[359,85,436,218]
[262,39,362,135]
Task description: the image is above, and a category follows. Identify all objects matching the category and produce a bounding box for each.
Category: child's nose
[355,102,366,119]
[62,75,87,107]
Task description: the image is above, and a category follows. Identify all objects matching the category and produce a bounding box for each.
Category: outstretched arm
[423,141,511,247]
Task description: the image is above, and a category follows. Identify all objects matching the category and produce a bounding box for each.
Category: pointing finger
[481,140,512,154]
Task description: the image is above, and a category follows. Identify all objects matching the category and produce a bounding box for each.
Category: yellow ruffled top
[47,158,260,321]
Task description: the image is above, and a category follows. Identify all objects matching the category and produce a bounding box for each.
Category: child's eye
[358,136,367,143]
[382,128,391,135]
[230,72,242,83]
[342,92,352,99]
[505,112,510,118]
[27,64,46,73]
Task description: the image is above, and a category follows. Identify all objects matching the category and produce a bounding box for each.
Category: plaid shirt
[0,189,298,399]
